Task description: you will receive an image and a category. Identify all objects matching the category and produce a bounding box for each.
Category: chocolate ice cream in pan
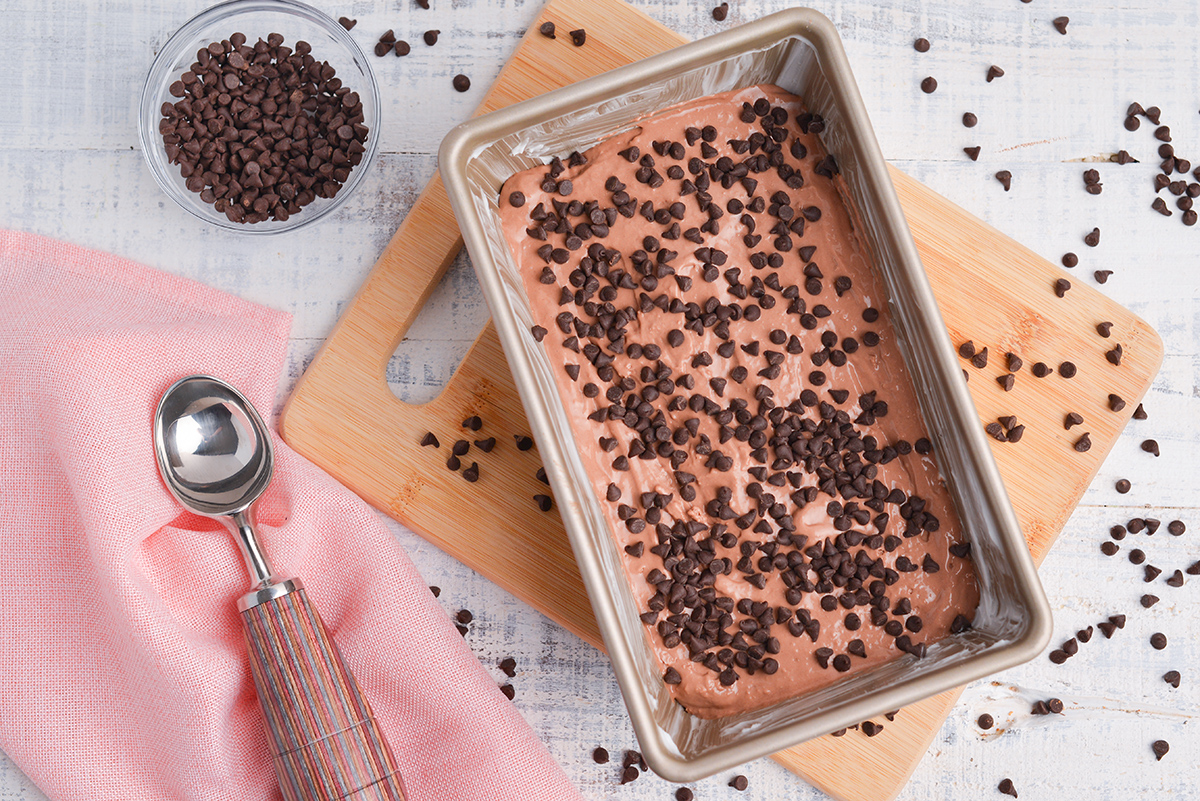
[440,9,1051,781]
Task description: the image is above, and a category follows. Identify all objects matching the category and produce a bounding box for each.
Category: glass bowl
[139,0,381,234]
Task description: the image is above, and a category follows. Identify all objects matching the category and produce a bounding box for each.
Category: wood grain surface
[279,2,1162,800]
[3,1,1198,800]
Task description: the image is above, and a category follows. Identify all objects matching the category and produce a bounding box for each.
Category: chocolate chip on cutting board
[569,28,587,46]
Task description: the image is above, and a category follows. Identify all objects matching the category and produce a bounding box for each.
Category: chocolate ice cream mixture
[498,85,980,718]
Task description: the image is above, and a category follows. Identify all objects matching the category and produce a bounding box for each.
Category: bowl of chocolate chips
[139,0,380,232]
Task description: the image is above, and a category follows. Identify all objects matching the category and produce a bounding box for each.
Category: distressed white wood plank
[1,0,1198,800]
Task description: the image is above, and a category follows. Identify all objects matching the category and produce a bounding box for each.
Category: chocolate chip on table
[533,494,552,512]
[1073,432,1091,452]
[1084,228,1100,247]
[592,746,609,764]
[964,146,981,161]
[675,790,694,801]
[1054,278,1071,298]
[338,16,356,30]
[986,65,1005,82]
[1163,670,1181,688]
[963,112,978,127]
[1100,541,1119,556]
[1133,403,1147,419]
[1129,548,1146,565]
[456,609,473,624]
[1153,739,1170,761]
[1189,561,1200,576]
[1166,570,1185,587]
[420,432,440,447]
[978,713,995,729]
[1098,621,1117,638]
[499,683,515,700]
[1094,270,1113,284]
[1141,593,1160,608]
[1111,524,1127,540]
[1046,698,1064,714]
[1077,626,1093,643]
[995,171,1013,191]
[1168,519,1186,535]
[1144,564,1162,582]
[391,40,410,56]
[462,462,480,482]
[380,29,397,44]
[569,28,586,46]
[620,766,639,784]
[1152,197,1173,216]
[1141,439,1160,456]
[1114,149,1137,164]
[1115,478,1131,493]
[920,76,938,93]
[1109,614,1126,628]
[860,720,883,736]
[1061,252,1078,268]
[429,585,440,597]
[1059,361,1077,378]
[712,2,729,21]
[1151,632,1168,650]
[453,74,471,92]
[914,37,930,52]
[729,774,749,791]
[1053,16,1069,34]
[1125,114,1141,132]
[499,656,517,677]
[998,778,1018,797]
[160,33,370,224]
[421,29,439,45]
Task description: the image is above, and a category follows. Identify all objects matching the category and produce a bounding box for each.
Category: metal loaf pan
[439,8,1052,781]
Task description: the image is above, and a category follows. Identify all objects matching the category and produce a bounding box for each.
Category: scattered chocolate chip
[712,3,729,21]
[421,432,440,448]
[423,29,440,45]
[1073,432,1091,452]
[592,746,609,764]
[998,778,1018,797]
[533,494,552,512]
[986,65,1005,82]
[1144,564,1162,582]
[964,146,981,161]
[663,666,682,685]
[1168,519,1185,536]
[1152,197,1173,216]
[1141,439,1160,456]
[514,434,534,450]
[995,170,1012,191]
[1062,252,1078,268]
[500,683,515,700]
[963,112,978,127]
[1064,412,1084,429]
[997,374,1015,392]
[1032,362,1050,377]
[729,775,749,791]
[620,766,639,784]
[1059,361,1077,378]
[569,28,586,46]
[1115,479,1131,493]
[1007,353,1023,372]
[1083,228,1100,247]
[1163,671,1181,688]
[1094,270,1113,284]
[463,415,482,431]
[921,76,938,94]
[499,656,517,676]
[538,21,556,38]
[1152,739,1170,760]
[1166,570,1185,587]
[1047,698,1064,714]
[1129,548,1146,565]
[971,348,989,368]
[1053,16,1069,34]
[1109,614,1126,629]
[1054,278,1071,298]
[978,713,995,730]
[452,74,471,92]
[1100,541,1119,556]
[338,16,356,30]
[1105,344,1123,366]
[1108,393,1126,411]
[1142,594,1160,608]
[1133,403,1147,419]
[462,462,480,482]
[1151,632,1168,650]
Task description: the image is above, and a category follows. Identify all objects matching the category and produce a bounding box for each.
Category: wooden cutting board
[279,1,1163,798]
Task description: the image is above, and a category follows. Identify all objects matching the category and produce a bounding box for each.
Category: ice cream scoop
[154,375,404,800]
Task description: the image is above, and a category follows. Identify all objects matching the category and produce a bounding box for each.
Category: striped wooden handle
[241,586,405,801]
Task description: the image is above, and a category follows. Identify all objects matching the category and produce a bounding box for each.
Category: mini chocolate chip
[1144,564,1162,582]
[1007,353,1023,372]
[462,462,480,482]
[1094,270,1113,284]
[1053,16,1069,34]
[538,21,556,38]
[1141,439,1160,456]
[463,415,482,430]
[1129,548,1146,564]
[569,28,586,46]
[452,74,471,92]
[1084,227,1100,247]
[958,340,976,359]
[920,76,938,94]
[712,2,729,20]
[1073,432,1091,452]
[533,494,552,512]
[995,170,1012,191]
[339,17,356,30]
[986,65,1005,82]
[1100,541,1118,556]
[1064,412,1084,429]
[1115,479,1131,493]
[1163,671,1181,689]
[964,146,981,161]
[963,112,978,128]
[1133,403,1147,419]
[1151,632,1167,650]
[420,432,440,448]
[914,37,931,52]
[1168,519,1186,536]
[1166,570,1185,587]
[592,746,609,764]
[978,713,994,730]
[499,683,514,699]
[1062,252,1078,268]
[998,778,1018,797]
[1059,361,1076,378]
[1108,393,1126,411]
[1054,278,1071,298]
[729,775,749,791]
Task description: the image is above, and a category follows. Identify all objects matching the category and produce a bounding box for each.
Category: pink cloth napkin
[0,230,583,801]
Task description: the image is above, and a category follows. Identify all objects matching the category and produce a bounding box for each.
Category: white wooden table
[2,1,1197,798]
